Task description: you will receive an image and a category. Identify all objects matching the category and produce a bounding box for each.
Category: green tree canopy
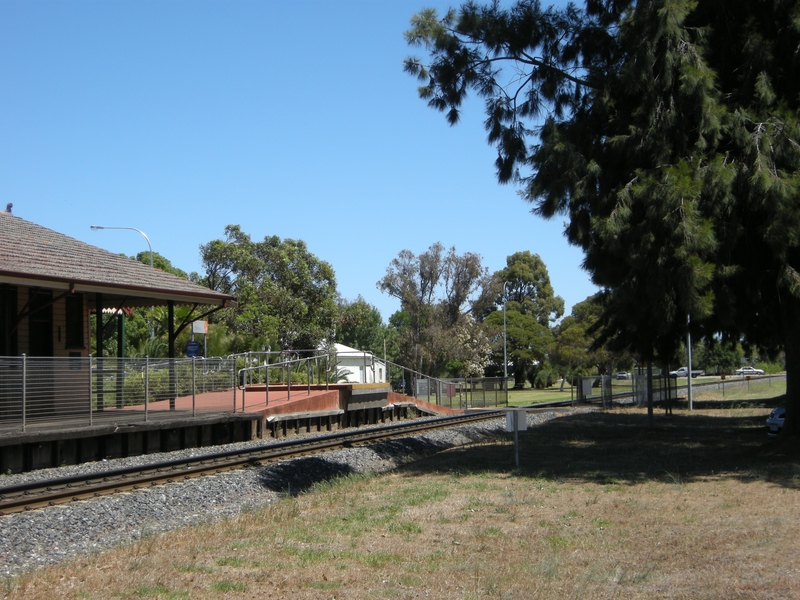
[200,225,338,351]
[694,339,744,376]
[112,252,193,357]
[406,0,800,435]
[484,309,550,386]
[497,251,564,326]
[337,295,396,360]
[484,251,563,386]
[378,242,492,375]
[550,293,633,378]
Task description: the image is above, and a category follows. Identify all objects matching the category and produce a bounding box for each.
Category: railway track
[0,410,507,516]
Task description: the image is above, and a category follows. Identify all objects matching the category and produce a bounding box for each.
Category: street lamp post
[687,313,693,411]
[503,281,508,385]
[90,225,153,267]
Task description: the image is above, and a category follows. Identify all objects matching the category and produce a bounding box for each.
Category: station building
[0,209,236,361]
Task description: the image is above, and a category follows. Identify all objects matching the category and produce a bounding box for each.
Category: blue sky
[1,0,597,322]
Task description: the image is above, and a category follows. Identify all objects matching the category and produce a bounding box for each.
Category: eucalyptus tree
[200,225,338,352]
[378,242,492,375]
[405,0,800,435]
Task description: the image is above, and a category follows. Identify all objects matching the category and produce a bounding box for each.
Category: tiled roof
[0,211,235,307]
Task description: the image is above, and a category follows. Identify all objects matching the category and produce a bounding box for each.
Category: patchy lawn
[5,405,800,599]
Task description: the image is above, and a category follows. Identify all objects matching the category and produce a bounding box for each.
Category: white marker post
[506,409,527,468]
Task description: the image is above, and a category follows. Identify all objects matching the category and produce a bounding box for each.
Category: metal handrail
[237,355,331,411]
[0,351,514,434]
[0,355,240,433]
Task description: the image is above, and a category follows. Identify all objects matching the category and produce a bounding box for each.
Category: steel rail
[0,410,506,516]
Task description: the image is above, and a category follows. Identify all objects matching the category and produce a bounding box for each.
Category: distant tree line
[91,226,780,390]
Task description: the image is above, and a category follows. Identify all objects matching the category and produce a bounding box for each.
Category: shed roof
[0,211,235,308]
[334,343,383,362]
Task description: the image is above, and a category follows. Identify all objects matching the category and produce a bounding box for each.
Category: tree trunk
[781,294,800,437]
[513,359,527,389]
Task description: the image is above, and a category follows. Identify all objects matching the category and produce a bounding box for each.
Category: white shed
[333,343,386,384]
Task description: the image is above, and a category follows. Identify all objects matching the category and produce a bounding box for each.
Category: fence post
[21,354,27,433]
[144,356,149,422]
[192,357,197,418]
[232,358,237,413]
[88,355,93,426]
[116,357,124,410]
[168,356,176,411]
[307,359,311,396]
[241,369,246,412]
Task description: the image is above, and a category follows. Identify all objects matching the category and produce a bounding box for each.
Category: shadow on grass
[399,410,800,489]
[257,456,357,495]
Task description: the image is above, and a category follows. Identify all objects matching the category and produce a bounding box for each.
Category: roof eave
[0,271,238,308]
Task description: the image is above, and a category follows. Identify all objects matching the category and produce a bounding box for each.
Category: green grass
[507,386,576,405]
[691,376,785,402]
[210,580,246,593]
[8,403,800,600]
[505,374,786,406]
[215,557,245,567]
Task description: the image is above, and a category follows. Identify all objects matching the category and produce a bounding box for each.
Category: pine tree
[406,0,800,435]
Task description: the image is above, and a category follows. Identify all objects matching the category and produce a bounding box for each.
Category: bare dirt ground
[5,402,799,599]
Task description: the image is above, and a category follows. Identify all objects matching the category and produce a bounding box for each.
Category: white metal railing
[234,353,510,410]
[0,351,515,433]
[236,354,332,412]
[0,355,239,432]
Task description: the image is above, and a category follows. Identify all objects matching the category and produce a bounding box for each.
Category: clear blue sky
[1,0,597,322]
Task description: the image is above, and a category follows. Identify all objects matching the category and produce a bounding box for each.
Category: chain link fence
[386,360,510,410]
[575,371,785,409]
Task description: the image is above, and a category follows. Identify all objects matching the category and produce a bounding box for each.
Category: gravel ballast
[0,410,569,578]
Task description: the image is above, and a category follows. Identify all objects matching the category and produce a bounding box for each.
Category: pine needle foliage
[406,0,800,434]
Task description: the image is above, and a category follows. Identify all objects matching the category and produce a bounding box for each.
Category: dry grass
[4,402,800,599]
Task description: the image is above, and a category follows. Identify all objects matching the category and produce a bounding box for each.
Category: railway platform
[0,383,458,474]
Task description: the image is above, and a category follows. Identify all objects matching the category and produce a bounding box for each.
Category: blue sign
[186,340,200,357]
